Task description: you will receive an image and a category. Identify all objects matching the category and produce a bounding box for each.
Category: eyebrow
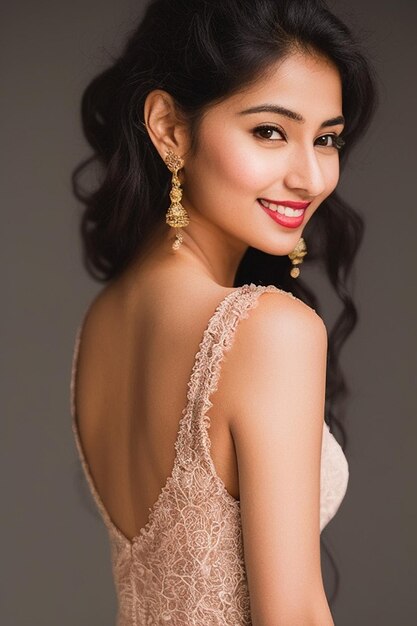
[238,104,345,128]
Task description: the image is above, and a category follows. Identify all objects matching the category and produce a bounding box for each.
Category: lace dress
[70,283,349,625]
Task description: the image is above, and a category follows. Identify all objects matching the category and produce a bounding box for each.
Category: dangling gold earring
[288,237,307,278]
[164,149,190,250]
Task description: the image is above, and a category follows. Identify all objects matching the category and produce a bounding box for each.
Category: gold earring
[288,237,307,278]
[164,149,190,250]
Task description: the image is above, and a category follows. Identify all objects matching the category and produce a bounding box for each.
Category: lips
[257,198,308,228]
[258,198,310,217]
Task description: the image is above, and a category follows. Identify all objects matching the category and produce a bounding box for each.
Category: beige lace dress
[70,282,349,625]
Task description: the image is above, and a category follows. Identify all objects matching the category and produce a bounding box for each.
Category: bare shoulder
[224,288,328,426]
[243,287,327,350]
[75,285,116,356]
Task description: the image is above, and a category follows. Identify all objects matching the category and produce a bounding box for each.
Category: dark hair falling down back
[71,0,378,605]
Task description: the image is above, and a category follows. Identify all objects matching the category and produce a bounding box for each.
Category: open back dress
[70,282,349,625]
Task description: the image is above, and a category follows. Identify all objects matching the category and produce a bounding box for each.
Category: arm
[226,292,334,626]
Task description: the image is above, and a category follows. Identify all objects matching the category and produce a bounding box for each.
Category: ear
[143,90,189,163]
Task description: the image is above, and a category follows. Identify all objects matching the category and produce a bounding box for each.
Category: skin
[140,50,344,287]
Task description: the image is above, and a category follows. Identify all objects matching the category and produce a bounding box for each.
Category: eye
[315,134,345,151]
[253,125,286,141]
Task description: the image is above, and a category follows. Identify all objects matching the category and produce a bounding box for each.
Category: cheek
[215,154,267,193]
[197,134,279,197]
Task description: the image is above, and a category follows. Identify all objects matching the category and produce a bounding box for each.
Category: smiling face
[181,51,344,258]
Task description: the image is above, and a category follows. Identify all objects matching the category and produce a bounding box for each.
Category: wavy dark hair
[71,0,377,607]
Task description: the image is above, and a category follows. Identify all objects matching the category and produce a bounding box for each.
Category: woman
[70,0,377,623]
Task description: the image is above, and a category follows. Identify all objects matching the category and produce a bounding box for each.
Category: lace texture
[70,283,349,625]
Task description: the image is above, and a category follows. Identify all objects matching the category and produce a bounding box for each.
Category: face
[182,51,344,257]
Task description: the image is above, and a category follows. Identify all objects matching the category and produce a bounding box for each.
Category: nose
[284,146,327,198]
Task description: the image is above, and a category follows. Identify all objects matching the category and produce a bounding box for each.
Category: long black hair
[72,0,378,606]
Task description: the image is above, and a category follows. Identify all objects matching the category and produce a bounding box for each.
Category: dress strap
[173,282,299,472]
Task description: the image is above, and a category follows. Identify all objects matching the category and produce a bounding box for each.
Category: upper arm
[226,292,334,626]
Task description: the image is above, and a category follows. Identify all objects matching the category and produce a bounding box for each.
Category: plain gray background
[2,0,416,624]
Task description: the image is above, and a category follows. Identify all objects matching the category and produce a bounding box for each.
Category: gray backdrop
[2,0,416,624]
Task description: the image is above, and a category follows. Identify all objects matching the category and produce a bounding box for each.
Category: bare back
[73,264,239,541]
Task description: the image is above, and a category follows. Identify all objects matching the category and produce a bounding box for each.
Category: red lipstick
[257,198,311,229]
